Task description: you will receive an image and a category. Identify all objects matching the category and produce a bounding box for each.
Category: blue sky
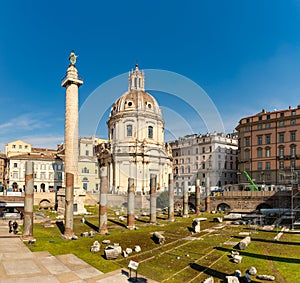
[1,0,300,150]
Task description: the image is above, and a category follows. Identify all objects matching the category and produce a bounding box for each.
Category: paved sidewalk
[0,220,158,283]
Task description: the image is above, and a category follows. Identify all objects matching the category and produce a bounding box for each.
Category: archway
[40,183,45,192]
[217,203,231,212]
[39,199,52,210]
[256,203,272,211]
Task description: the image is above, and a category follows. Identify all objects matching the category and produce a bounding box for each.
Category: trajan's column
[60,51,86,218]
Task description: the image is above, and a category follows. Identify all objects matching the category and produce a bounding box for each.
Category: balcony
[277,155,299,160]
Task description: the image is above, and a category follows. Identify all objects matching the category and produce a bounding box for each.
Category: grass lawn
[28,207,300,283]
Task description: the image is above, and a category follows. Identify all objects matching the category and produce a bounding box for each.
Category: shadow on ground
[215,246,300,264]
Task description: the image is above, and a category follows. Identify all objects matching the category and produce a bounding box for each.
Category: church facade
[96,65,173,194]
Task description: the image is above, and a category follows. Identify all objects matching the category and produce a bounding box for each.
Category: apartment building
[6,141,64,192]
[169,132,238,194]
[236,106,300,190]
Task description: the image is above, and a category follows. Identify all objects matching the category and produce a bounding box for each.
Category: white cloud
[0,113,52,134]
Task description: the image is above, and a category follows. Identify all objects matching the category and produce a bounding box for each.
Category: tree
[157,191,169,208]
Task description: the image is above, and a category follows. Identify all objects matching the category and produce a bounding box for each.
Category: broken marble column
[205,176,211,212]
[23,161,34,240]
[127,178,135,229]
[153,231,165,244]
[99,166,108,234]
[238,236,251,250]
[195,178,201,215]
[168,173,174,222]
[192,218,201,233]
[150,174,157,224]
[183,180,189,217]
[64,172,74,238]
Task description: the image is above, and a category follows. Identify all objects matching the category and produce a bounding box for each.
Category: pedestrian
[20,211,24,220]
[8,220,12,233]
[12,221,18,234]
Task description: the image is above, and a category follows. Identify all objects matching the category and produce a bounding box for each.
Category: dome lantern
[128,63,145,92]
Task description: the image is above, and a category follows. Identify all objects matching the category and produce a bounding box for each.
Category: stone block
[257,274,275,281]
[248,266,257,275]
[233,255,242,264]
[226,276,240,283]
[134,245,141,252]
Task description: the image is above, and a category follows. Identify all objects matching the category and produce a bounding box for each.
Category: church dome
[109,64,161,117]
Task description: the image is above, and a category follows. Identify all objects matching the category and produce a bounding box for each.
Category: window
[258,116,262,121]
[12,145,16,149]
[257,148,262,158]
[265,162,270,170]
[13,163,17,168]
[265,147,270,158]
[291,119,296,125]
[266,114,270,120]
[40,172,46,179]
[291,160,295,169]
[279,146,284,158]
[202,163,205,169]
[148,126,153,138]
[290,132,296,142]
[266,135,271,144]
[187,158,190,163]
[209,146,212,152]
[290,145,296,157]
[266,123,270,129]
[245,150,250,160]
[258,162,262,170]
[245,137,250,147]
[85,150,89,156]
[181,167,184,174]
[187,166,190,173]
[258,124,262,130]
[41,164,46,170]
[181,158,184,164]
[187,150,190,155]
[279,133,284,143]
[126,124,133,137]
[279,121,284,127]
[195,148,198,154]
[194,163,198,170]
[257,136,262,145]
[82,167,89,173]
[25,145,28,149]
[292,110,296,116]
[19,145,22,149]
[202,147,205,153]
[13,172,18,179]
[279,161,284,169]
[110,128,114,140]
